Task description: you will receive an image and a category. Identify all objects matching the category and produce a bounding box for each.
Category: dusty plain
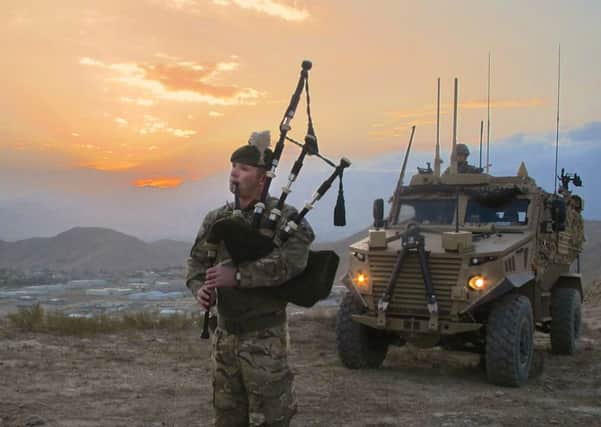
[1,286,601,427]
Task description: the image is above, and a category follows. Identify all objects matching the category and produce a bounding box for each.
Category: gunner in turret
[444,143,483,174]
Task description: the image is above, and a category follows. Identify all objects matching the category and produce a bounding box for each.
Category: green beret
[230,145,273,168]
[231,130,274,167]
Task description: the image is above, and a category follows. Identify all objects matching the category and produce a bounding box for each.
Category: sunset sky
[1,0,600,240]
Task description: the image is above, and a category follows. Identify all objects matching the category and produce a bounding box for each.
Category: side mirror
[551,199,567,232]
[373,198,384,229]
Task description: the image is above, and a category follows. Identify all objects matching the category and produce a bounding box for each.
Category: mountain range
[1,222,599,286]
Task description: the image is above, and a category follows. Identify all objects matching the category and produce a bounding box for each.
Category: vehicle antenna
[455,189,460,233]
[389,126,416,224]
[553,44,561,195]
[479,120,484,169]
[434,78,441,177]
[486,51,491,174]
[451,77,458,174]
[399,125,416,188]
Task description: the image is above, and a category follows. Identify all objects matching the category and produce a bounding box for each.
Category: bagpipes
[200,60,350,339]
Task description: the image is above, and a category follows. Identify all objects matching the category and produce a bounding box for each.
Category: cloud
[374,98,548,142]
[209,111,224,117]
[119,96,155,106]
[488,121,601,148]
[115,117,128,127]
[385,98,545,120]
[79,56,260,106]
[369,119,435,139]
[139,114,197,138]
[460,98,545,110]
[133,177,183,189]
[82,160,140,171]
[567,121,601,143]
[212,0,309,22]
[162,0,198,9]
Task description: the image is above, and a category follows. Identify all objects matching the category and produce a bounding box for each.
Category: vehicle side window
[466,199,529,225]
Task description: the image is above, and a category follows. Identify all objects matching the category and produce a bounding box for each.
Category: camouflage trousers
[211,323,297,426]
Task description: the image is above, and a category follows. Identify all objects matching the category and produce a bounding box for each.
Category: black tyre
[486,294,534,387]
[550,287,582,355]
[336,291,389,369]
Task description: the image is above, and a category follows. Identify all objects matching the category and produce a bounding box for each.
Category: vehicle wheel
[336,291,389,369]
[550,287,582,355]
[486,294,534,387]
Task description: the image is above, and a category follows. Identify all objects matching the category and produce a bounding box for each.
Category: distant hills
[0,227,191,273]
[0,222,598,286]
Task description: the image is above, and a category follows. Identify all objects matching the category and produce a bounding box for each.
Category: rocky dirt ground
[2,284,601,427]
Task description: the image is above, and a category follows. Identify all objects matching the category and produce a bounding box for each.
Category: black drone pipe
[266,130,319,231]
[280,157,351,242]
[285,136,336,167]
[253,60,312,229]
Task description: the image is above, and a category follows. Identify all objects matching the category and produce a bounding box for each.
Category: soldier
[186,130,315,427]
[444,143,483,174]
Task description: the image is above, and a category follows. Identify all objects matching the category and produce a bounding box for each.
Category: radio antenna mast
[479,120,484,169]
[553,44,561,195]
[486,52,491,174]
[434,78,441,177]
[451,77,458,174]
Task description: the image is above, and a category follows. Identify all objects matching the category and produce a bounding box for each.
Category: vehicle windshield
[396,198,457,225]
[465,198,530,225]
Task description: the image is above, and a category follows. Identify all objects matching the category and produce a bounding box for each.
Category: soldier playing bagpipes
[185,61,349,426]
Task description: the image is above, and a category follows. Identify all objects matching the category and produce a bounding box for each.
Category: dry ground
[1,302,601,427]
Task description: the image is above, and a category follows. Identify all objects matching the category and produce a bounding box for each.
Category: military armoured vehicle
[336,159,585,386]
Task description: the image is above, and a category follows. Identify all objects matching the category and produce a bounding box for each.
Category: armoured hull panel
[369,253,461,319]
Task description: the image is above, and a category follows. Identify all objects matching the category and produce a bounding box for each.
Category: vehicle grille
[369,253,461,318]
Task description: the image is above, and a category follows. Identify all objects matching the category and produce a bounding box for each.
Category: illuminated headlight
[468,275,488,291]
[352,271,371,293]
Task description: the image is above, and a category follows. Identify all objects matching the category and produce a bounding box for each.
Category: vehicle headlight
[352,271,371,293]
[468,275,488,291]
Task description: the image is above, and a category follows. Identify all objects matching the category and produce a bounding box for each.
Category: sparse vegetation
[6,304,200,336]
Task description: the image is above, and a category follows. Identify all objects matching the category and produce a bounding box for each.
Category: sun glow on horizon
[133,177,183,189]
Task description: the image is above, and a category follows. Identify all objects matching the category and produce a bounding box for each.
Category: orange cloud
[134,177,183,189]
[82,160,140,171]
[461,98,545,109]
[386,98,545,120]
[79,56,260,106]
[119,96,155,106]
[139,114,197,138]
[369,119,435,139]
[212,0,310,21]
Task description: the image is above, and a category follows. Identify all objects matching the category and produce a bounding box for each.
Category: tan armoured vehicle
[336,159,585,386]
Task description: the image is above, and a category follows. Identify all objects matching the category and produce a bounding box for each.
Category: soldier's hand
[197,285,215,309]
[205,263,238,289]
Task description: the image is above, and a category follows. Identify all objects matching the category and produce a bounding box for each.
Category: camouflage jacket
[186,196,315,320]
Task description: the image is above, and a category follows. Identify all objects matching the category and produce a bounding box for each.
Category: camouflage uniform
[443,144,483,175]
[457,161,484,174]
[443,161,483,175]
[186,196,314,427]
